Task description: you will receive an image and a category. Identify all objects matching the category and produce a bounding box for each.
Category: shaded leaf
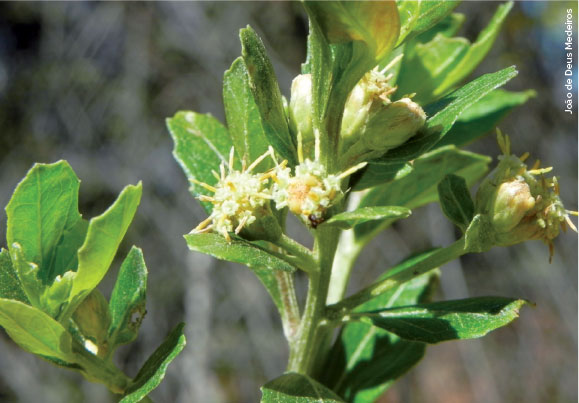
[121,323,186,403]
[261,372,344,403]
[355,66,517,190]
[436,89,536,148]
[355,146,490,243]
[436,2,513,96]
[223,57,272,172]
[355,297,527,343]
[321,267,439,402]
[240,27,297,166]
[5,161,82,284]
[399,1,461,44]
[0,298,73,362]
[323,206,411,230]
[168,111,234,213]
[184,233,295,273]
[108,247,147,348]
[437,174,475,232]
[397,3,512,104]
[0,248,29,303]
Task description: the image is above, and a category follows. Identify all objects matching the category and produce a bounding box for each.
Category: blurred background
[0,2,576,402]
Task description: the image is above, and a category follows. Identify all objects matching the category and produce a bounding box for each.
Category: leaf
[9,243,43,307]
[397,3,512,104]
[399,1,461,44]
[305,1,400,62]
[240,27,297,166]
[436,89,536,148]
[436,2,514,96]
[0,248,29,303]
[184,233,295,273]
[355,66,517,190]
[304,2,399,163]
[65,183,142,319]
[355,297,527,344]
[321,267,439,402]
[261,372,345,403]
[437,174,475,232]
[121,323,186,403]
[354,146,490,243]
[323,206,411,230]
[167,111,234,213]
[5,161,83,284]
[0,298,74,362]
[108,247,147,348]
[223,57,272,172]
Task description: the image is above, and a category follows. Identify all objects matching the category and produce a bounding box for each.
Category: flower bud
[475,132,576,255]
[339,71,426,165]
[289,74,314,144]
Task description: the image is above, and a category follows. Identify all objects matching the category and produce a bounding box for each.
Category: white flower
[190,147,274,241]
[271,131,367,225]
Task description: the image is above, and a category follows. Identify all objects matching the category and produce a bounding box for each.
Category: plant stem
[326,229,362,304]
[274,234,318,273]
[71,339,131,394]
[327,237,467,318]
[286,226,339,375]
[276,270,301,342]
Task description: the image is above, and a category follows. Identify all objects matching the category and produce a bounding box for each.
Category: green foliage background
[0,2,576,402]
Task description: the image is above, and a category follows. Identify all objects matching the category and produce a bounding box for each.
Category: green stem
[275,270,301,342]
[327,237,467,318]
[326,229,363,304]
[71,339,131,394]
[286,226,339,375]
[274,234,318,274]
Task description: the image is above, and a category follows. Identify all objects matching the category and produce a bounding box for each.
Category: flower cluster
[475,131,577,259]
[190,148,274,241]
[191,134,367,240]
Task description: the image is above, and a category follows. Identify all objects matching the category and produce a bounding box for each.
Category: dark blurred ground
[0,2,576,403]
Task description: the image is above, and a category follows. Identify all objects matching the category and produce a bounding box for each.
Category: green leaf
[9,243,43,307]
[321,268,439,402]
[305,2,400,62]
[185,233,295,321]
[436,2,514,96]
[240,26,297,166]
[437,174,475,232]
[355,66,517,190]
[0,248,29,303]
[436,89,536,148]
[5,161,83,284]
[303,2,399,165]
[323,206,411,230]
[108,247,147,348]
[184,233,295,273]
[121,323,186,403]
[397,34,469,103]
[223,57,272,172]
[464,214,495,253]
[167,111,234,213]
[0,298,74,362]
[261,372,345,403]
[397,0,461,45]
[355,297,527,343]
[397,3,512,104]
[354,146,490,243]
[66,183,142,319]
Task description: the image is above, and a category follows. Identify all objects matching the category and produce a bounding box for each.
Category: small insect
[308,214,325,229]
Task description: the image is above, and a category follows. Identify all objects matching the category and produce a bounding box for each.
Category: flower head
[475,130,577,260]
[190,148,276,241]
[271,131,366,225]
